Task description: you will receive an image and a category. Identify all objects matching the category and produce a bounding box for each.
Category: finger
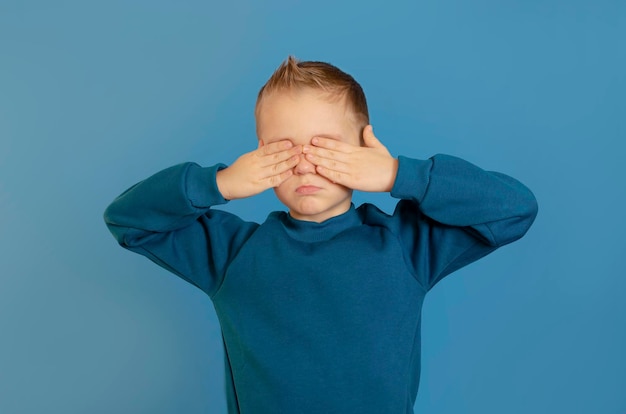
[310,137,355,153]
[260,139,294,156]
[315,165,350,187]
[258,145,302,167]
[362,125,382,148]
[266,168,293,188]
[304,152,350,173]
[303,145,344,163]
[260,153,300,179]
[304,142,356,164]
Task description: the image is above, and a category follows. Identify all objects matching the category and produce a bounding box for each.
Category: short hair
[255,56,369,127]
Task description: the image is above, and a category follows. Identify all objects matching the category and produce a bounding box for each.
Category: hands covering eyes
[216,125,398,200]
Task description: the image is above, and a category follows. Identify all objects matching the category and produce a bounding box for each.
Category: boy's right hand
[216,140,302,200]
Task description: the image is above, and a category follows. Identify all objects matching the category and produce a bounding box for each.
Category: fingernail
[311,137,318,145]
[303,145,310,153]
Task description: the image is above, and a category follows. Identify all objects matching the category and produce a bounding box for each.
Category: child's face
[256,88,362,223]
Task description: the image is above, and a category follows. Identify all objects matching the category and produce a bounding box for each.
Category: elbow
[526,195,539,227]
[519,188,539,236]
[103,207,133,247]
[104,221,131,247]
[494,196,539,247]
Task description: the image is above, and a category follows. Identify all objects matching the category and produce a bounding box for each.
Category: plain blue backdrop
[1,1,624,413]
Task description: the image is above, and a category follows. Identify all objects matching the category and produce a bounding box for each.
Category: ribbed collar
[272,204,362,243]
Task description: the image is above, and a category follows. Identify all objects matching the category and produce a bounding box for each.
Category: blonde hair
[255,56,369,127]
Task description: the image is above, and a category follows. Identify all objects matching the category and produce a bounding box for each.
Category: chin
[287,202,327,221]
[295,199,327,214]
[291,207,323,220]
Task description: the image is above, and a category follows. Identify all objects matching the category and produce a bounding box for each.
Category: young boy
[104,56,538,413]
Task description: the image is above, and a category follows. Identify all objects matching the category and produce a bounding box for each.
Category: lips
[295,185,322,195]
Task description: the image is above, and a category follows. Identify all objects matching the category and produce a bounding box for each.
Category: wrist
[384,158,399,192]
[216,169,234,200]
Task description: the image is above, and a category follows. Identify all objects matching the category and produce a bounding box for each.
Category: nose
[294,154,315,175]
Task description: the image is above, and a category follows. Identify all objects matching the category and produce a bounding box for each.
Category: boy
[104,56,538,413]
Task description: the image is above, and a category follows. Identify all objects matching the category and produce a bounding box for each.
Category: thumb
[363,125,381,148]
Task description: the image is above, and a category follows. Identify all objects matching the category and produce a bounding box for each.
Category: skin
[216,87,399,223]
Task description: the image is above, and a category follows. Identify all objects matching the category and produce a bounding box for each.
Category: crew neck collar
[275,204,361,243]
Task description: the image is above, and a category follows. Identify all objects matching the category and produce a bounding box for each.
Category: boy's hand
[303,125,398,192]
[216,140,302,200]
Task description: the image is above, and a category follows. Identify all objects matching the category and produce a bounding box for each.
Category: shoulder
[357,200,428,231]
[356,201,409,224]
[264,210,288,224]
[228,210,286,234]
[356,202,389,220]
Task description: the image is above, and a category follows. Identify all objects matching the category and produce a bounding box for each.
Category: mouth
[295,185,322,195]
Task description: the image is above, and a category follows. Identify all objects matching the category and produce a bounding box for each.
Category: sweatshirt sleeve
[103,162,259,296]
[389,154,538,290]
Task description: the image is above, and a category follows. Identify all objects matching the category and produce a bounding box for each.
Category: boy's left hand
[303,125,398,192]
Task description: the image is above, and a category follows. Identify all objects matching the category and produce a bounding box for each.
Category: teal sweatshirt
[104,154,537,414]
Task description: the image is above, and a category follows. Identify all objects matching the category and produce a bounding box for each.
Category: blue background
[1,1,624,413]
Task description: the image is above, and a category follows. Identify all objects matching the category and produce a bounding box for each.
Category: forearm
[103,162,228,245]
[391,154,538,246]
